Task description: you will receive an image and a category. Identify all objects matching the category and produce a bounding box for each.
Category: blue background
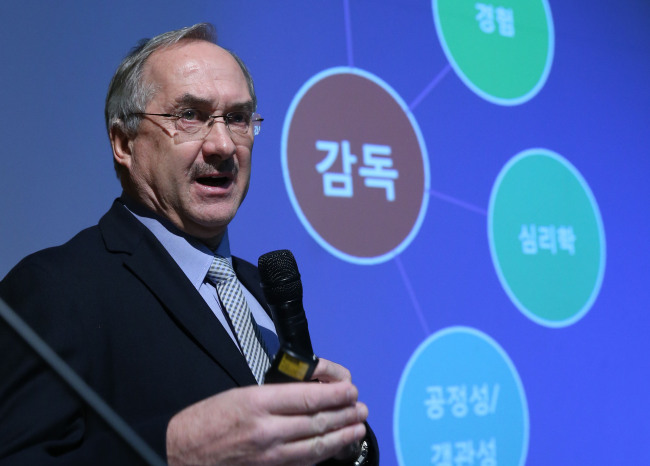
[1,1,649,464]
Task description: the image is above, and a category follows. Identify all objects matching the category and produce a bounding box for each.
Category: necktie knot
[207,255,235,285]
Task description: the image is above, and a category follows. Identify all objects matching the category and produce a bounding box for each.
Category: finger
[260,420,367,466]
[269,402,368,444]
[259,381,358,415]
[311,358,352,383]
[333,439,363,463]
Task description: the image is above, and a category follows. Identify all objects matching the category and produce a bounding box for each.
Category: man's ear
[110,124,134,172]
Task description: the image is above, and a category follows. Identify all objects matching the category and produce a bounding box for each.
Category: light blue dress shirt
[121,197,279,357]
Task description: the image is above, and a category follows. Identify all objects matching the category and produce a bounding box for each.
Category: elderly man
[0,23,376,465]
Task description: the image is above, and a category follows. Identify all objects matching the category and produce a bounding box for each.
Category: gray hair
[105,23,256,176]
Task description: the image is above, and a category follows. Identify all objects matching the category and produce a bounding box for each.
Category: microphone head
[258,249,303,304]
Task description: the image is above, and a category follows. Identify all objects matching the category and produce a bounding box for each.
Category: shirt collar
[120,195,232,289]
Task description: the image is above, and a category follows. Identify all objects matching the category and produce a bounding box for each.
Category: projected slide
[275,1,607,464]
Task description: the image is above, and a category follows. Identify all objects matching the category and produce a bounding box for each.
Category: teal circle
[433,0,554,105]
[394,327,529,466]
[488,149,606,327]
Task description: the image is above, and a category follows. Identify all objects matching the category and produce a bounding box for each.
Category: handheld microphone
[258,249,318,383]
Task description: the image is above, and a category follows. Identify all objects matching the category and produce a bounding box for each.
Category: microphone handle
[264,300,318,384]
[269,299,314,357]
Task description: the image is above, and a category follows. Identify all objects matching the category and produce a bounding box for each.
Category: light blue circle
[394,326,529,465]
[281,67,430,265]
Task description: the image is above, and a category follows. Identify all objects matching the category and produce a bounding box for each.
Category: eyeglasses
[131,109,263,141]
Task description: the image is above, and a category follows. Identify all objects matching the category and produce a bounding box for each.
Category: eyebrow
[172,94,214,110]
[172,93,255,113]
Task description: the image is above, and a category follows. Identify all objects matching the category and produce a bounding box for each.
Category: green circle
[488,149,606,327]
[433,0,554,105]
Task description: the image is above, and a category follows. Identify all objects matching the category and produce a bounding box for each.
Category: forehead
[144,40,250,106]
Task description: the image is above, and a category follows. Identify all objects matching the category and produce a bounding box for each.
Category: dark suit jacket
[0,200,377,465]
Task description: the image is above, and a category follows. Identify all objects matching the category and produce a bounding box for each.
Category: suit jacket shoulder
[0,200,256,464]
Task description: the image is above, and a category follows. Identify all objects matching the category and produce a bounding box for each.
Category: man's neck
[119,192,226,252]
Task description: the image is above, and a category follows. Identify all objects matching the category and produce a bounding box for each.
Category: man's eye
[179,109,200,121]
[227,111,249,125]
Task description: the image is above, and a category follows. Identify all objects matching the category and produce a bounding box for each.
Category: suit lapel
[99,201,257,387]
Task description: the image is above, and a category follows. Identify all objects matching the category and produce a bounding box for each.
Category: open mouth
[196,175,231,188]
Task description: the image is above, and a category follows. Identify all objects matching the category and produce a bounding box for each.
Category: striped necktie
[206,255,270,384]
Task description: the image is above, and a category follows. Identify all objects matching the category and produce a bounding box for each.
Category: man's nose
[201,119,236,158]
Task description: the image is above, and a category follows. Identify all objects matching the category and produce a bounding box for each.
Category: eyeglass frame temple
[129,111,264,134]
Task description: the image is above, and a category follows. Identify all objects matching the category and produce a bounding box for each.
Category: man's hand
[166,359,368,466]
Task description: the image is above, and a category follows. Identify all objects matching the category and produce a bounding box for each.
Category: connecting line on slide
[343,0,354,67]
[407,64,489,217]
[395,191,485,336]
[394,255,431,337]
[402,66,484,335]
[337,13,480,333]
[409,63,452,111]
[428,189,488,217]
